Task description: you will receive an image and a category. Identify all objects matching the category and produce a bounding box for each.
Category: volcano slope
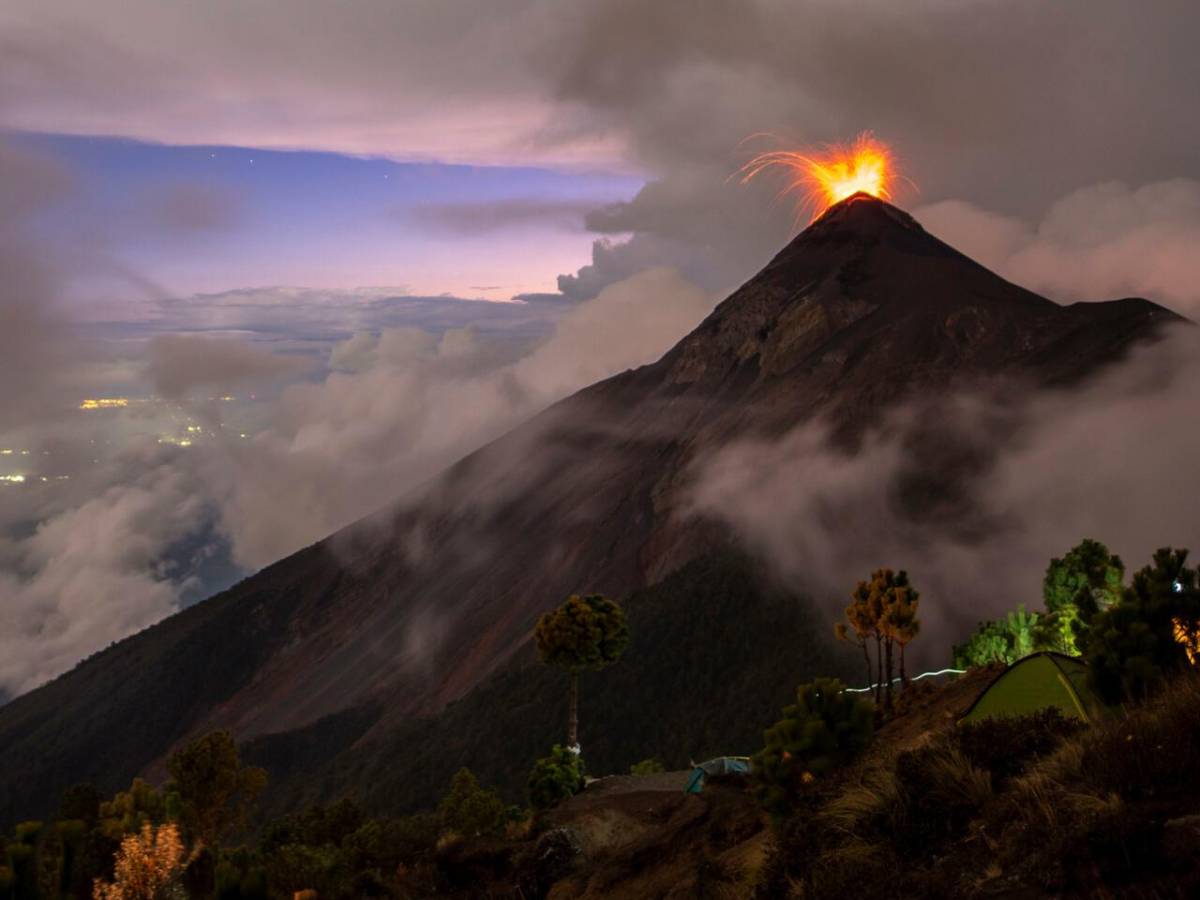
[0,194,1180,824]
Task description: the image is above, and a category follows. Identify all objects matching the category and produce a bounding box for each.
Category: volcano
[0,194,1179,823]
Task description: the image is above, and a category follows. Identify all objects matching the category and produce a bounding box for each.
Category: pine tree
[1086,547,1200,702]
[534,594,629,751]
[882,585,921,686]
[834,592,877,700]
[751,679,873,818]
[1039,538,1124,654]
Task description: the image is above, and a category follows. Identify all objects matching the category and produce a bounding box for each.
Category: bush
[341,814,438,870]
[437,769,506,838]
[528,746,586,811]
[957,708,1084,785]
[629,758,665,775]
[751,678,873,818]
[891,743,993,854]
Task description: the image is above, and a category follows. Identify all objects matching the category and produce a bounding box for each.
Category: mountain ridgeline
[0,194,1179,825]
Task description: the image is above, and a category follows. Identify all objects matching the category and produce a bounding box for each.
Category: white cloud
[915,180,1200,314]
[0,445,213,694]
[199,267,714,569]
[688,328,1200,667]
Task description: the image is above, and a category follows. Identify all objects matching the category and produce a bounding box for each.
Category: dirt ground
[544,777,767,899]
[437,672,1004,899]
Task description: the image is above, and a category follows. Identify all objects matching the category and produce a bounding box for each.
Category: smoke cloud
[200,266,714,569]
[915,180,1200,315]
[146,334,312,399]
[689,327,1200,668]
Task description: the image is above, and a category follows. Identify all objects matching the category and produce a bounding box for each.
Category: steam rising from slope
[689,328,1200,666]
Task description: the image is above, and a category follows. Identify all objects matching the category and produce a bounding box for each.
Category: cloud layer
[915,180,1200,315]
[689,328,1200,669]
[0,264,714,695]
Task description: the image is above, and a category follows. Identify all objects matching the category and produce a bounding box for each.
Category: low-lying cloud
[0,265,715,697]
[201,266,714,569]
[0,444,216,695]
[146,334,313,399]
[689,327,1200,669]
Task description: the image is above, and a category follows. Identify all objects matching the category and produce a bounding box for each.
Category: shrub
[751,678,873,818]
[528,746,586,811]
[629,758,665,775]
[891,742,993,854]
[92,822,188,900]
[956,707,1084,785]
[436,769,506,838]
[341,814,438,871]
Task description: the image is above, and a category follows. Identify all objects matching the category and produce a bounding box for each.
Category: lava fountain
[738,132,909,223]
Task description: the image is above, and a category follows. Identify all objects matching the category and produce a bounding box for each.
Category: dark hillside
[244,551,856,815]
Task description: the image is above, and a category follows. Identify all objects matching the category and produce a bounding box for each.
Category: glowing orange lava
[739,132,906,223]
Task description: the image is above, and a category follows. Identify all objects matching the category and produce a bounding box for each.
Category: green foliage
[1086,547,1200,703]
[954,539,1129,669]
[340,814,437,871]
[98,778,173,840]
[751,678,873,818]
[251,802,437,900]
[528,746,586,812]
[1039,539,1125,654]
[215,857,268,900]
[629,758,665,775]
[167,729,268,848]
[953,604,1042,668]
[536,594,631,747]
[263,842,349,899]
[436,769,506,838]
[11,824,39,847]
[535,594,630,673]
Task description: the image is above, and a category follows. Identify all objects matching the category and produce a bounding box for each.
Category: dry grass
[759,670,1200,899]
[818,766,899,836]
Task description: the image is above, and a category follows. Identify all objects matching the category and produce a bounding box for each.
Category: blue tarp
[684,756,751,793]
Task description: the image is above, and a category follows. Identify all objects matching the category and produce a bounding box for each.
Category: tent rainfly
[958,651,1103,725]
[684,757,751,793]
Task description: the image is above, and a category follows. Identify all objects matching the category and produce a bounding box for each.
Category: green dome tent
[959,652,1103,725]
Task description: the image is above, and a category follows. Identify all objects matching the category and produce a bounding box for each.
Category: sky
[1,0,1199,698]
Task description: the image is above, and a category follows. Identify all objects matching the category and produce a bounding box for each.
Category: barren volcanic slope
[0,195,1178,823]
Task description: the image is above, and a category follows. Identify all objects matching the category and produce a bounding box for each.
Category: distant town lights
[79,398,129,410]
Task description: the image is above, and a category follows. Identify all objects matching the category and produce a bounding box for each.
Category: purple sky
[15,133,642,300]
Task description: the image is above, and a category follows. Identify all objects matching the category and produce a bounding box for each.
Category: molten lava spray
[739,132,907,223]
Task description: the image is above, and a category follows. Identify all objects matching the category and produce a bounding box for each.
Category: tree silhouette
[835,588,879,701]
[1086,547,1200,702]
[166,731,267,850]
[845,569,920,707]
[751,678,873,818]
[1039,538,1124,654]
[882,585,921,686]
[534,594,629,750]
